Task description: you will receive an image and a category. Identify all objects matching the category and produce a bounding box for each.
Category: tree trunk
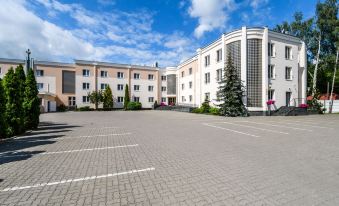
[312,34,321,97]
[329,50,338,113]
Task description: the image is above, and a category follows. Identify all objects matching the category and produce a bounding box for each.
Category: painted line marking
[203,123,260,137]
[272,121,333,129]
[237,121,313,132]
[0,167,155,192]
[215,122,289,134]
[0,144,138,158]
[74,133,132,138]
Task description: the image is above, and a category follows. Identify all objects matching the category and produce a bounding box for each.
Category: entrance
[168,97,176,106]
[286,92,292,106]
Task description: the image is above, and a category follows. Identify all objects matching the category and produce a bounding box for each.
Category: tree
[217,54,248,117]
[0,78,7,138]
[23,69,40,129]
[15,65,26,133]
[124,84,130,110]
[102,85,113,110]
[88,90,103,110]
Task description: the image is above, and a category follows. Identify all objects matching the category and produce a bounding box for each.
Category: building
[0,27,307,113]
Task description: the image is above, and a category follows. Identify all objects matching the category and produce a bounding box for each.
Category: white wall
[36,76,56,94]
[322,100,339,113]
[130,78,157,108]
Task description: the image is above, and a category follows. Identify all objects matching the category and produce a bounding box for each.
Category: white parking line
[0,167,155,192]
[203,123,260,137]
[215,122,289,134]
[76,133,132,138]
[238,121,313,132]
[271,121,333,129]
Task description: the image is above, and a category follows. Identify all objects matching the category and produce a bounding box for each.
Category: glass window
[181,83,184,90]
[181,71,184,77]
[117,84,124,91]
[161,75,166,81]
[161,97,166,102]
[268,43,275,57]
[216,69,222,81]
[216,49,222,62]
[134,85,140,91]
[148,97,154,102]
[268,89,275,100]
[68,96,76,106]
[82,69,90,77]
[36,70,44,77]
[285,67,292,80]
[189,95,193,102]
[189,68,192,75]
[148,85,154,91]
[204,92,210,101]
[133,97,140,102]
[82,96,90,103]
[101,71,107,77]
[205,72,210,84]
[161,86,166,91]
[285,46,292,59]
[268,65,275,79]
[205,55,210,67]
[117,97,124,103]
[82,82,90,90]
[117,72,124,78]
[100,83,108,90]
[37,83,44,90]
[134,73,140,79]
[148,74,154,80]
[189,81,192,89]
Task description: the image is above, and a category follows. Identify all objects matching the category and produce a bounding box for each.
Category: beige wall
[0,62,23,78]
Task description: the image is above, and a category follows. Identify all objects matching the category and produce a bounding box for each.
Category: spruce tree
[15,65,26,133]
[0,78,7,138]
[124,84,130,110]
[217,54,248,117]
[102,85,113,110]
[23,69,40,129]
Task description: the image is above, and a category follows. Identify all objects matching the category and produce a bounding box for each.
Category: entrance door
[286,92,292,106]
[168,97,176,106]
[47,101,51,112]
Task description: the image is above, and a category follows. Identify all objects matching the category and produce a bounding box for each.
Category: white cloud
[250,0,269,9]
[188,0,235,38]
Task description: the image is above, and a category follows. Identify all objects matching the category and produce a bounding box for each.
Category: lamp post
[26,49,31,72]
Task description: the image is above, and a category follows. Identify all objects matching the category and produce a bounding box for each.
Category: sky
[0,0,318,67]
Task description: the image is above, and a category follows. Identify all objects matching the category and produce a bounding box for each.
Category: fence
[321,100,339,113]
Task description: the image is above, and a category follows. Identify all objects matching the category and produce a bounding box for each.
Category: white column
[241,26,247,106]
[301,41,307,104]
[262,27,269,111]
[196,48,202,106]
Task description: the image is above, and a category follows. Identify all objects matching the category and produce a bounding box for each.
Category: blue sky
[0,0,318,67]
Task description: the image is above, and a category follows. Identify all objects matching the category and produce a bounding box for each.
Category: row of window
[268,65,293,80]
[82,83,159,92]
[181,95,193,102]
[82,96,155,103]
[181,81,193,90]
[204,49,223,67]
[268,43,293,60]
[268,90,292,106]
[82,69,155,80]
[181,68,193,77]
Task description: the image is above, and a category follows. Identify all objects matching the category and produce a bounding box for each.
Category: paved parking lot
[1,111,339,205]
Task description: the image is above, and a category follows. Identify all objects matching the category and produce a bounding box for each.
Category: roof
[74,59,162,70]
[0,58,25,64]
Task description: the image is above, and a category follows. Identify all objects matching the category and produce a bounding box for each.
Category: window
[205,72,210,84]
[161,75,166,81]
[37,83,44,90]
[148,74,154,80]
[268,43,275,57]
[133,96,140,102]
[134,85,140,91]
[285,46,292,59]
[134,73,140,79]
[36,70,44,77]
[101,83,108,90]
[161,86,166,91]
[182,96,185,102]
[216,69,222,82]
[100,71,108,78]
[161,97,166,102]
[268,89,275,100]
[68,96,76,106]
[148,85,154,92]
[82,82,90,90]
[62,71,75,94]
[82,96,90,103]
[189,68,192,75]
[148,97,154,102]
[117,84,124,91]
[181,71,185,77]
[268,65,275,79]
[285,67,292,80]
[205,55,210,67]
[189,95,193,102]
[117,97,124,103]
[204,92,210,101]
[189,81,192,89]
[117,72,124,78]
[83,69,90,77]
[216,49,222,62]
[181,83,184,90]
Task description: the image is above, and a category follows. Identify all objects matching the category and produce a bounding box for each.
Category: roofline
[0,58,25,64]
[74,59,163,70]
[35,60,75,68]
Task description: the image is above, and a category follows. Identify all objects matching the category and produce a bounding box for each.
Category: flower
[299,104,308,108]
[266,100,275,105]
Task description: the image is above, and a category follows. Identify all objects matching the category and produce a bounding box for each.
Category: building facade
[0,27,307,113]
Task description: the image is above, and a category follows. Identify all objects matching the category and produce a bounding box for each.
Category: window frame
[134,73,140,80]
[117,84,124,91]
[134,85,140,91]
[117,72,124,79]
[285,67,292,80]
[82,69,90,77]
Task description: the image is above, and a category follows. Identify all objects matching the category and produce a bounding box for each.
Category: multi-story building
[0,27,307,114]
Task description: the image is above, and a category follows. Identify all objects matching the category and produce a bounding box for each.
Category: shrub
[124,84,130,110]
[78,106,91,111]
[102,85,113,111]
[127,102,142,110]
[57,104,67,112]
[209,107,220,115]
[154,100,158,109]
[192,107,203,113]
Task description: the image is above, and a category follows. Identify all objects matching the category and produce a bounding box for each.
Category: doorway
[286,92,292,106]
[168,97,176,106]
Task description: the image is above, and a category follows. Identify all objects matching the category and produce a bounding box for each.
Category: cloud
[97,0,115,6]
[250,0,269,9]
[188,0,236,38]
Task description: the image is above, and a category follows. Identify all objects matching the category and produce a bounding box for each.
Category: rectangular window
[286,92,292,106]
[268,43,275,57]
[205,92,210,101]
[62,71,75,94]
[37,83,44,90]
[148,85,154,92]
[117,97,124,103]
[100,83,108,90]
[134,73,140,79]
[216,49,222,62]
[161,97,166,102]
[133,97,140,102]
[161,86,166,91]
[285,46,292,59]
[181,83,184,90]
[268,65,275,79]
[205,55,210,67]
[189,68,192,75]
[117,72,124,78]
[148,97,154,102]
[216,69,222,82]
[285,67,292,80]
[68,96,76,106]
[82,96,90,103]
[117,84,124,91]
[134,85,140,91]
[36,70,44,77]
[181,71,184,77]
[100,71,108,78]
[189,81,192,89]
[268,89,275,100]
[161,75,167,81]
[82,82,90,90]
[205,72,210,84]
[83,69,90,77]
[189,95,193,102]
[148,74,154,80]
[182,96,185,102]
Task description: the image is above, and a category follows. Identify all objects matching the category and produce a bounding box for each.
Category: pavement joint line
[214,122,289,135]
[202,123,260,137]
[0,144,139,158]
[0,167,155,192]
[237,121,313,132]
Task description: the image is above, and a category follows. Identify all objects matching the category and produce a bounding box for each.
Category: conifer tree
[0,78,7,138]
[217,54,248,117]
[15,65,26,133]
[23,69,40,129]
[124,84,130,110]
[102,85,114,110]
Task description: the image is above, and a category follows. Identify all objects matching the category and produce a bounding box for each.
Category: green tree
[102,85,114,110]
[124,84,130,110]
[88,90,103,110]
[0,78,7,138]
[217,54,248,117]
[23,69,40,129]
[15,65,26,133]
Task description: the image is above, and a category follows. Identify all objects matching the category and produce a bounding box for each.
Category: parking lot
[1,111,339,205]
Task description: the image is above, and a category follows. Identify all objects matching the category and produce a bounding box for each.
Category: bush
[307,98,324,114]
[153,100,158,109]
[57,104,67,112]
[192,107,203,113]
[78,106,91,111]
[209,107,220,115]
[127,102,142,110]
